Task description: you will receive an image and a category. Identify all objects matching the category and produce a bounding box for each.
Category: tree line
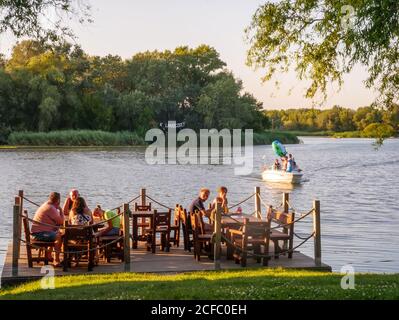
[0,41,268,144]
[265,106,399,134]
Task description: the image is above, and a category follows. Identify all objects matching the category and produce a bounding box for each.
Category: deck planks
[1,241,332,286]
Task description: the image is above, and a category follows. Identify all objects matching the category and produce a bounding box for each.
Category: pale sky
[0,0,378,109]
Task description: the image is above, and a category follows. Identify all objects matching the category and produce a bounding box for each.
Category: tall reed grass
[8,130,146,146]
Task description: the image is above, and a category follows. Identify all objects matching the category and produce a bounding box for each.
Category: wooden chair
[146,210,172,253]
[63,222,95,271]
[228,218,271,267]
[134,203,152,212]
[98,233,124,263]
[190,211,212,261]
[180,207,194,252]
[268,206,295,259]
[132,202,152,248]
[169,205,181,247]
[22,210,56,267]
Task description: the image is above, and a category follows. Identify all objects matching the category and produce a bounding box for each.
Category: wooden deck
[1,240,331,286]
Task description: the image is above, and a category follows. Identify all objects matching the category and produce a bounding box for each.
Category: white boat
[262,168,303,184]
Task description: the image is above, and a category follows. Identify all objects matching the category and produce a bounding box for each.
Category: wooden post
[214,202,222,270]
[12,197,21,276]
[140,188,146,206]
[313,200,321,266]
[123,203,131,271]
[283,193,289,213]
[254,186,261,219]
[17,190,24,258]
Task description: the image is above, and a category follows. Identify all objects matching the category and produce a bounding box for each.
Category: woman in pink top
[31,192,64,266]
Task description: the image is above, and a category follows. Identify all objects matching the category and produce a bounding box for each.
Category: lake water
[0,137,398,273]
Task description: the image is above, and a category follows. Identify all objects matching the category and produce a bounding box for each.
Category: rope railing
[221,231,315,259]
[145,195,173,210]
[285,200,295,211]
[22,194,141,215]
[22,196,41,207]
[294,232,315,240]
[127,195,141,204]
[19,236,124,255]
[21,210,125,230]
[228,193,256,210]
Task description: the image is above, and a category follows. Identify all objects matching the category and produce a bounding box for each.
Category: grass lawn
[1,269,398,300]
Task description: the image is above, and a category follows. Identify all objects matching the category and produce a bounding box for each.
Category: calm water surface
[0,137,398,273]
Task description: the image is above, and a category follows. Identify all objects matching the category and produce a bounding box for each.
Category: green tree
[246,0,399,106]
[353,106,383,130]
[0,0,91,41]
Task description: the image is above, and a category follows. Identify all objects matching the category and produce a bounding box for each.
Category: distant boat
[262,168,303,184]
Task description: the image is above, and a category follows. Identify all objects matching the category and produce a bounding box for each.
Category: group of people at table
[30,187,240,267]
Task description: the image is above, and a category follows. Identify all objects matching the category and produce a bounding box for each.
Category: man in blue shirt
[189,188,214,231]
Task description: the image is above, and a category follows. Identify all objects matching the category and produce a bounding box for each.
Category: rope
[269,208,315,230]
[294,232,315,240]
[145,195,173,210]
[127,195,141,204]
[220,206,315,232]
[285,200,295,211]
[21,211,124,230]
[228,193,256,210]
[109,204,123,211]
[22,196,41,207]
[19,236,124,255]
[258,195,274,211]
[221,231,314,259]
[109,195,141,211]
[22,194,140,217]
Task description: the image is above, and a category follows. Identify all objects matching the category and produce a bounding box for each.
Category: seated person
[273,159,281,170]
[189,188,214,232]
[31,192,64,266]
[62,189,89,217]
[94,206,121,237]
[69,197,92,226]
[212,186,229,214]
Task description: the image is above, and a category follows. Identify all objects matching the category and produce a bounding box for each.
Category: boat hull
[262,170,303,184]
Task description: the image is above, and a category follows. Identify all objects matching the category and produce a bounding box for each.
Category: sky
[0,0,378,109]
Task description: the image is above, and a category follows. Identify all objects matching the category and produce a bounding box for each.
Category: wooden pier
[1,189,332,287]
[1,241,331,286]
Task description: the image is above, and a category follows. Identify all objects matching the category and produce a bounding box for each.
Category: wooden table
[221,214,262,228]
[221,214,263,260]
[131,210,155,250]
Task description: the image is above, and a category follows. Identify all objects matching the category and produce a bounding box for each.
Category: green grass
[332,131,363,138]
[7,130,146,146]
[272,130,334,137]
[0,269,398,300]
[3,130,299,147]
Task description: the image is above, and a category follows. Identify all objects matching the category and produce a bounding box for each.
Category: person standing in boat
[281,156,288,171]
[286,154,294,172]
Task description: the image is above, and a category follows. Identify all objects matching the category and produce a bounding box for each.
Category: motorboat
[262,168,303,184]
